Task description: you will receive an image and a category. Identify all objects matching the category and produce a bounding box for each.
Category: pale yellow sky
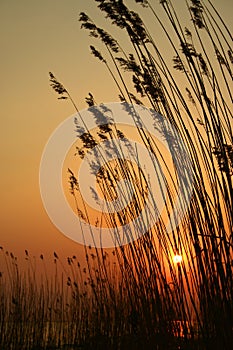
[0,0,232,259]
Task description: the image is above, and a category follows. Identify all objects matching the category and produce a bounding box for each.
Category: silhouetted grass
[1,0,232,349]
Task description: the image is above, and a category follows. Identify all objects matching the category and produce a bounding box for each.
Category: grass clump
[1,0,233,349]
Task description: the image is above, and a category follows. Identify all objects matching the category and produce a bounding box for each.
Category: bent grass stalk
[1,0,232,349]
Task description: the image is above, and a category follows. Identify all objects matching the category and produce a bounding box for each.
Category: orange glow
[173,254,182,264]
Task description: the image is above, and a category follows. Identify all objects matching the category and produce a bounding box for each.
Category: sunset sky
[1,0,232,261]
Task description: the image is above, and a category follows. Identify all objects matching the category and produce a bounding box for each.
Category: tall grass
[1,0,232,349]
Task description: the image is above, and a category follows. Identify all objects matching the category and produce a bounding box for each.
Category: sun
[173,254,182,264]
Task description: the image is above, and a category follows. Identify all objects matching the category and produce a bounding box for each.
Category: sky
[0,0,232,261]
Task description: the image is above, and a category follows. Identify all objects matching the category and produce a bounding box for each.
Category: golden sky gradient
[1,0,232,260]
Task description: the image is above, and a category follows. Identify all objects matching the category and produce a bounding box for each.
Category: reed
[1,0,232,348]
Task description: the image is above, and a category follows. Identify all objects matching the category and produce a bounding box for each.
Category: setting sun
[173,254,182,264]
[1,0,232,348]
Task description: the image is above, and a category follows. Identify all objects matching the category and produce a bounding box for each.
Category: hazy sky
[0,0,232,260]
